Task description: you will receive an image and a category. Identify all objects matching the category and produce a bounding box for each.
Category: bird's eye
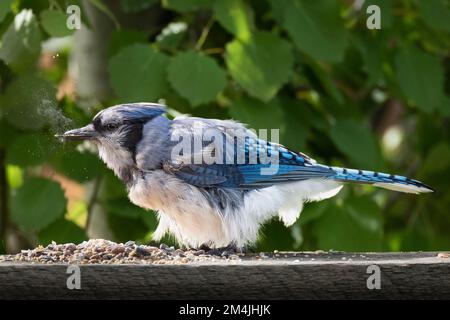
[106,123,118,131]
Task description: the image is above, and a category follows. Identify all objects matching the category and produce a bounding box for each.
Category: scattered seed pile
[0,239,242,265]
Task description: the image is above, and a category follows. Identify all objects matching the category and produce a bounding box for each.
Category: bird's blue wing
[165,137,334,189]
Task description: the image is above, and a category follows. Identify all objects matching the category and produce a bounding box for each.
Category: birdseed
[0,239,243,265]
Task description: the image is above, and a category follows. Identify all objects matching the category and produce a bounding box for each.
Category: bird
[57,102,433,250]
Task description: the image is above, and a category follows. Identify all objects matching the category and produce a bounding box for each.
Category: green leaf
[108,30,147,57]
[168,51,227,106]
[66,200,87,228]
[51,150,104,182]
[11,177,67,232]
[162,0,210,12]
[6,165,23,189]
[314,199,383,251]
[398,228,433,251]
[256,218,296,251]
[0,0,14,23]
[347,196,383,234]
[105,198,158,231]
[156,22,187,51]
[416,0,450,32]
[283,0,348,62]
[6,133,56,167]
[213,0,254,40]
[330,119,380,169]
[307,59,344,104]
[363,0,393,29]
[59,98,91,128]
[279,97,310,150]
[225,31,293,101]
[353,35,384,86]
[120,0,158,13]
[267,0,293,24]
[437,95,450,116]
[108,43,170,102]
[395,46,445,113]
[297,201,328,226]
[141,210,158,230]
[40,9,74,37]
[105,198,148,219]
[38,218,87,246]
[0,9,42,72]
[0,120,19,148]
[101,171,128,199]
[228,96,284,132]
[420,142,450,176]
[2,74,57,131]
[107,213,150,243]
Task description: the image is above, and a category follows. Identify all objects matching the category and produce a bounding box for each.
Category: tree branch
[85,176,102,232]
[195,16,214,51]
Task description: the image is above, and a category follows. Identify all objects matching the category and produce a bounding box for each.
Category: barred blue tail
[325,166,434,194]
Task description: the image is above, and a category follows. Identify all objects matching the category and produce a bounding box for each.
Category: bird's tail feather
[325,166,434,194]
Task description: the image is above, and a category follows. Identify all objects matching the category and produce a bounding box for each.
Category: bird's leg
[205,243,246,256]
[198,244,212,251]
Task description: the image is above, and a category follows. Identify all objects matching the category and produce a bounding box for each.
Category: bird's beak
[55,124,98,141]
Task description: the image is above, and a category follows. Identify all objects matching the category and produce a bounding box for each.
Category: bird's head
[57,103,168,182]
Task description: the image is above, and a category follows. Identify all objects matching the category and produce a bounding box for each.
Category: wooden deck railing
[1,251,449,299]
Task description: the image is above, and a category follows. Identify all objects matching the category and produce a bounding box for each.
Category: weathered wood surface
[1,251,449,299]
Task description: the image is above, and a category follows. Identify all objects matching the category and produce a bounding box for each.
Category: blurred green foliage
[0,0,449,253]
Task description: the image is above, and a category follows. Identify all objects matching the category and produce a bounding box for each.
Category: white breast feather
[129,171,343,248]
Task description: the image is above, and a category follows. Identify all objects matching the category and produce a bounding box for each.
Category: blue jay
[59,103,433,249]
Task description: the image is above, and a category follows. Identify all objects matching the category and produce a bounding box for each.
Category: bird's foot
[199,243,246,257]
